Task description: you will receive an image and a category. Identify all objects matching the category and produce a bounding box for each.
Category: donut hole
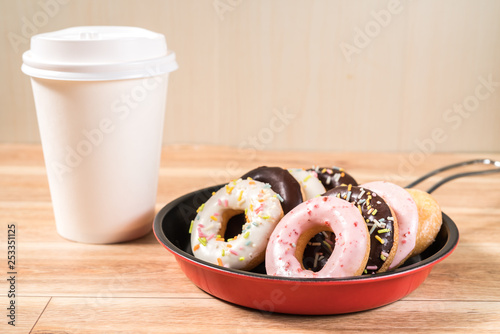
[222,212,246,240]
[301,231,336,272]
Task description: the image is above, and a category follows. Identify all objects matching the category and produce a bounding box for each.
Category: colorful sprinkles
[324,185,396,275]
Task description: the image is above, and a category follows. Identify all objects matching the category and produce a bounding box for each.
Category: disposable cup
[22,26,178,243]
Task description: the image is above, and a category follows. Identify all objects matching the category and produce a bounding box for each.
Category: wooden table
[1,144,499,333]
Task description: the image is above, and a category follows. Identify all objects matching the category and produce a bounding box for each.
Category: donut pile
[189,166,443,278]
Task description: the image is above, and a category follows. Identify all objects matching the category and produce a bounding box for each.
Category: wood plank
[31,297,500,334]
[0,211,206,298]
[0,296,50,334]
[407,244,500,301]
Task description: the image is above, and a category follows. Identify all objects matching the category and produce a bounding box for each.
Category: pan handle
[404,158,500,194]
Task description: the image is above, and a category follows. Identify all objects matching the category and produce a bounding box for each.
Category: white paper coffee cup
[22,26,178,243]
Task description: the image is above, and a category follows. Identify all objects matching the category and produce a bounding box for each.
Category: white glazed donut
[265,196,370,278]
[361,181,419,269]
[288,168,326,200]
[190,178,284,270]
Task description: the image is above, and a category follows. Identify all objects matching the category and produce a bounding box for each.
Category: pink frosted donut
[361,181,419,269]
[265,196,370,278]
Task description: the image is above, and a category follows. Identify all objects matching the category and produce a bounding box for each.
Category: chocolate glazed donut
[302,231,337,272]
[241,166,303,214]
[223,166,304,240]
[307,166,358,190]
[324,185,399,274]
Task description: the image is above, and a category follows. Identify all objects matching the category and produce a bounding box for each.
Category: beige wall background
[1,0,499,152]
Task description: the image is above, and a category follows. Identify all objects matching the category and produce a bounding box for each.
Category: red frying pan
[153,159,498,315]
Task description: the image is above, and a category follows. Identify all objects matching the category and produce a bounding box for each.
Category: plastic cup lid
[22,26,178,81]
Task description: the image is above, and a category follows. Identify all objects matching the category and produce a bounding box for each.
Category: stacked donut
[190,166,442,278]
